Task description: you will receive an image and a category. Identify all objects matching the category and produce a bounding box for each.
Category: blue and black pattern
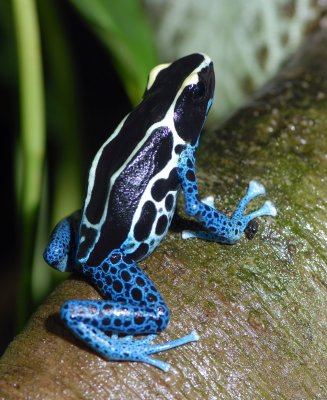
[43,211,80,272]
[60,249,198,371]
[44,53,277,371]
[178,145,277,244]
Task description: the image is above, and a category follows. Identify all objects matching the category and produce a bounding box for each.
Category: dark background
[0,1,131,354]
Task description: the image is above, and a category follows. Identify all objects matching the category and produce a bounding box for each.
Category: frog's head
[145,53,215,146]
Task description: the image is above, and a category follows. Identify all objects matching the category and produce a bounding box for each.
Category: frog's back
[77,53,214,266]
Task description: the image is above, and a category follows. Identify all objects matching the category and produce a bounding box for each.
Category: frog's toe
[112,330,198,371]
[244,200,277,222]
[182,230,198,240]
[201,195,215,208]
[262,200,278,217]
[247,180,266,198]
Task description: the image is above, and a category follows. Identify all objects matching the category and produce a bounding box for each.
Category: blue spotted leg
[178,145,277,243]
[61,249,198,371]
[43,211,80,273]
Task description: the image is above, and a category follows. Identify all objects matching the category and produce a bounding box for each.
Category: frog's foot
[182,181,277,244]
[66,320,199,371]
[61,268,198,372]
[232,180,277,219]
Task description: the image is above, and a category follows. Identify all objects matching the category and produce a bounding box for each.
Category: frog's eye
[191,81,206,100]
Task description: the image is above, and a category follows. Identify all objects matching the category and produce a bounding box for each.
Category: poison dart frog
[44,53,277,371]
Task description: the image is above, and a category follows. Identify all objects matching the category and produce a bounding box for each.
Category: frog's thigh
[62,253,170,335]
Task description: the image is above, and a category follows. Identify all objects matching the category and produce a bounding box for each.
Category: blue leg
[61,250,198,371]
[178,146,277,244]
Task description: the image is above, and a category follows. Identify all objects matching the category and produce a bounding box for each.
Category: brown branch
[1,28,327,399]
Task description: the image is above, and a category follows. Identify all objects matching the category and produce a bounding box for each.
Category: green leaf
[69,0,158,104]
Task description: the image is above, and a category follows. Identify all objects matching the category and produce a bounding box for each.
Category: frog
[44,53,277,372]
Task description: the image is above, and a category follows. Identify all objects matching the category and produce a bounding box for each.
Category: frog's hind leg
[60,250,198,370]
[59,313,198,371]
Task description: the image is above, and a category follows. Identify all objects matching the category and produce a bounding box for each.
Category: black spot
[134,316,145,325]
[109,266,117,275]
[121,270,131,282]
[103,304,113,312]
[110,253,121,264]
[102,318,111,325]
[102,263,109,273]
[146,293,157,303]
[167,168,179,191]
[106,276,113,285]
[187,159,193,168]
[113,280,123,292]
[129,243,149,262]
[131,288,142,302]
[151,168,179,202]
[165,194,174,211]
[174,144,185,154]
[151,178,168,202]
[155,215,168,236]
[136,276,145,287]
[134,201,157,241]
[91,320,98,327]
[114,319,122,326]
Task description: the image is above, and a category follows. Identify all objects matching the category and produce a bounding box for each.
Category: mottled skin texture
[44,53,276,371]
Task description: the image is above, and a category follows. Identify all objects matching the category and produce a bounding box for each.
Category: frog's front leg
[178,146,277,244]
[61,250,198,371]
